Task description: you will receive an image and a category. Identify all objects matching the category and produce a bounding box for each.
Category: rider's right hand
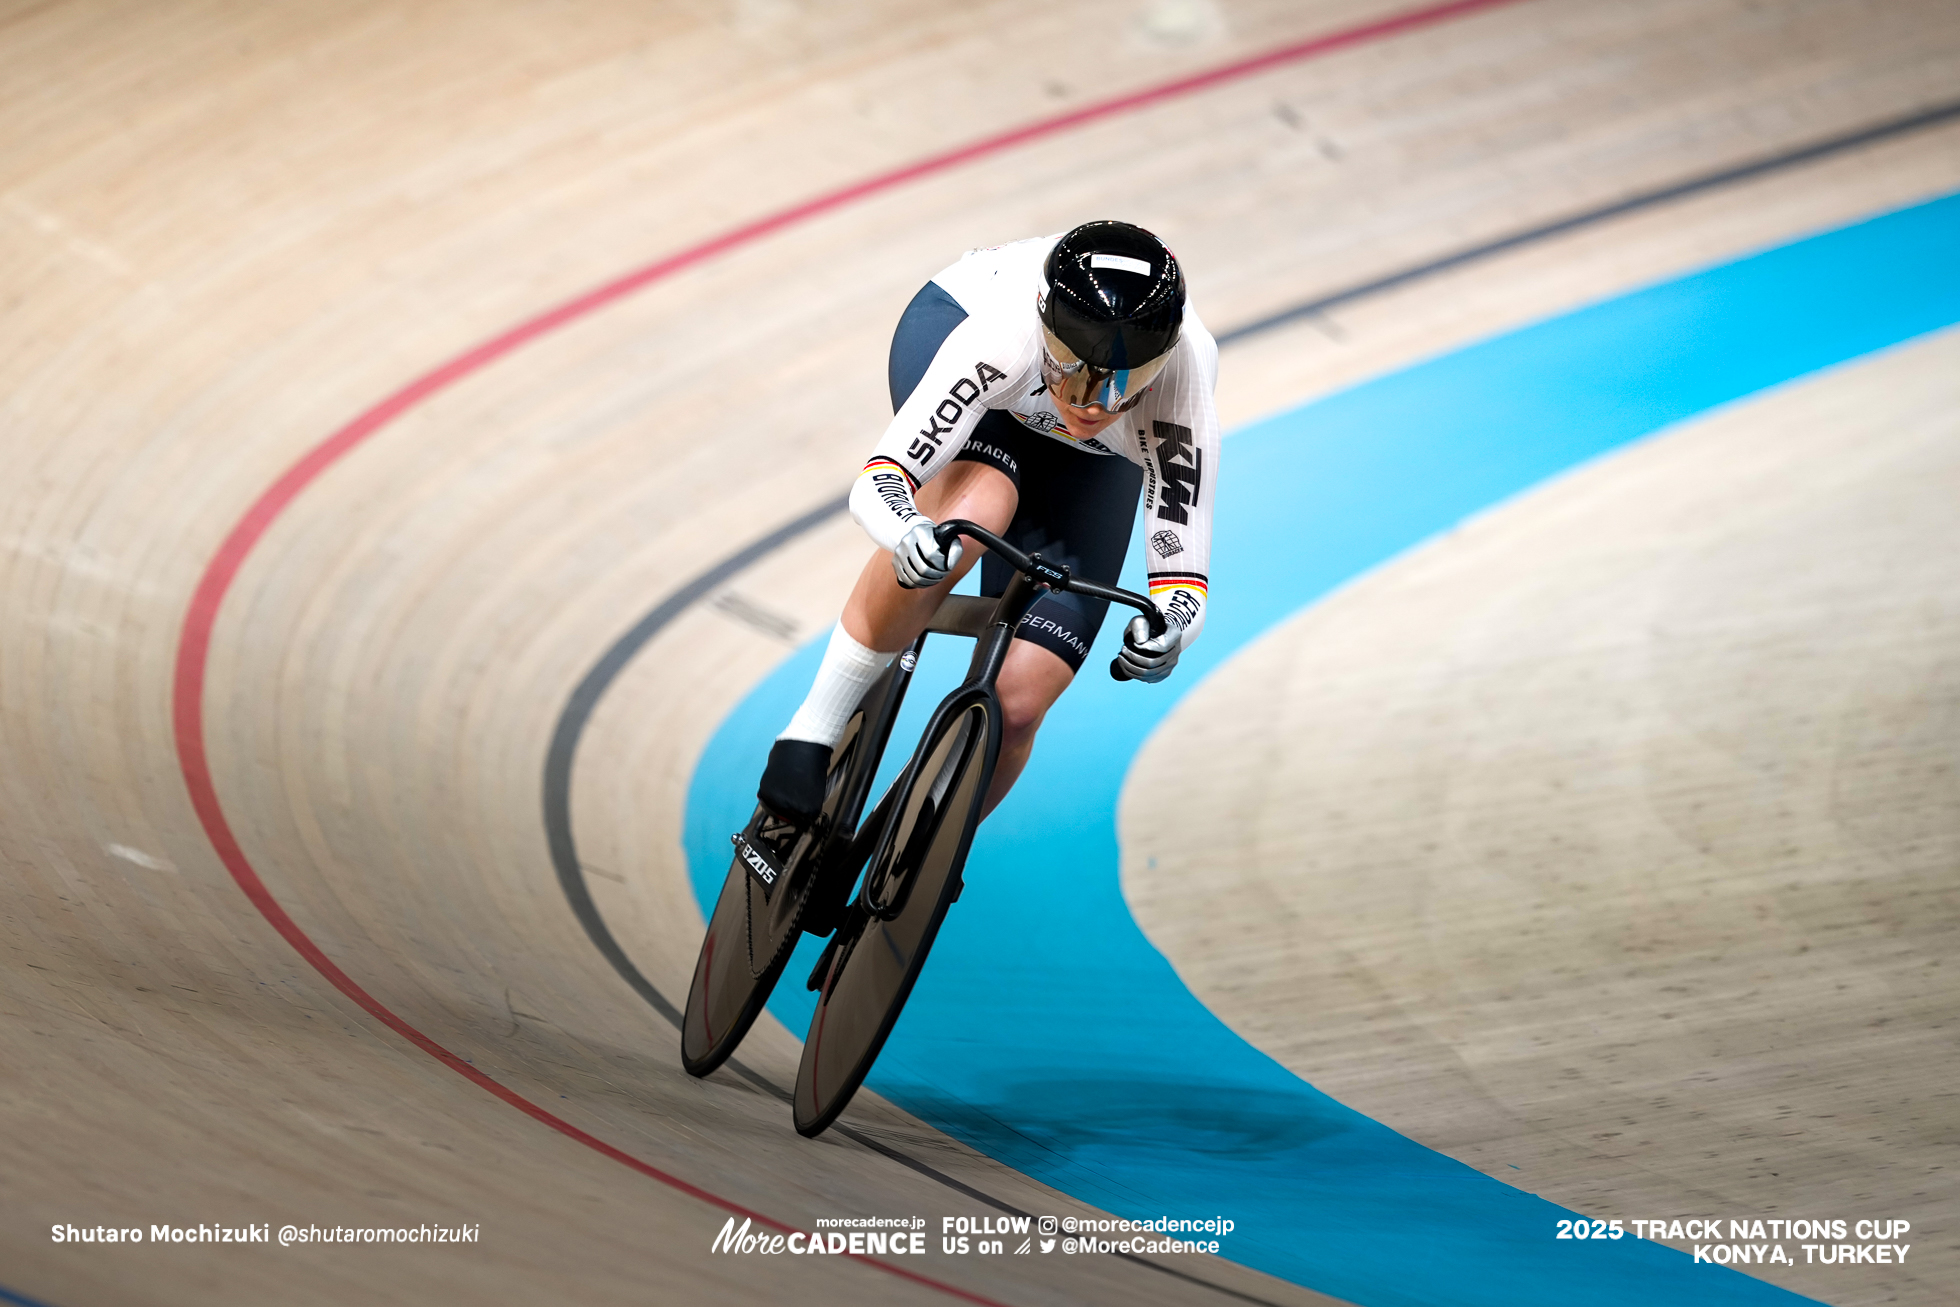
[892,520,963,589]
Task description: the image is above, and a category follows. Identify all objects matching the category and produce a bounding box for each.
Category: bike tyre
[680,705,870,1077]
[792,699,993,1136]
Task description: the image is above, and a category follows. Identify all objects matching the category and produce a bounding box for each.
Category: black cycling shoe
[758,739,832,825]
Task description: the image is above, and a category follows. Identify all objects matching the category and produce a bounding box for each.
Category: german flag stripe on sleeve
[1146,572,1208,595]
[859,456,919,490]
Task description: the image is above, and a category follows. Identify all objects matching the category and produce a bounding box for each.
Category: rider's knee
[994,640,1073,745]
[995,679,1050,743]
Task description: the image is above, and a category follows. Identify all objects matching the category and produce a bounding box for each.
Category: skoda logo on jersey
[907,361,1008,466]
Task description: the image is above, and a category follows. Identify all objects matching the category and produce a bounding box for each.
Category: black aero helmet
[1038,220,1185,412]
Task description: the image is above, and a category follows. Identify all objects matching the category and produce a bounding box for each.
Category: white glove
[891,521,963,590]
[1118,613,1183,683]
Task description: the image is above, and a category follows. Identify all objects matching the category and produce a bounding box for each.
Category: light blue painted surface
[686,193,1960,1304]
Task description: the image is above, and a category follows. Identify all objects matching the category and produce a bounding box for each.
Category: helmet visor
[1040,323,1170,413]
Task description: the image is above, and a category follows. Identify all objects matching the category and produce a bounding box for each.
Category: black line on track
[543,492,848,1031]
[1215,96,1960,346]
[541,96,1960,1306]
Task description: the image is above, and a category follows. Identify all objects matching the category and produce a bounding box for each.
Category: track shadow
[898,1073,1352,1164]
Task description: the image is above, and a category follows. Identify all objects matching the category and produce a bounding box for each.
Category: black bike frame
[821,637,920,858]
[841,521,1162,919]
[848,567,1040,920]
[786,517,1171,1134]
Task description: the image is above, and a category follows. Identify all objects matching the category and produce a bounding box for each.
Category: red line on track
[168,0,1525,1299]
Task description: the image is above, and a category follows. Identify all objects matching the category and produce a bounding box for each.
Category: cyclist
[758,219,1218,824]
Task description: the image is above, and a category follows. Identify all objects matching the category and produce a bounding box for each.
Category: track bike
[680,519,1165,1136]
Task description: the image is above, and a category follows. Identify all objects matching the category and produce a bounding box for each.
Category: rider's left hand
[1118,612,1183,683]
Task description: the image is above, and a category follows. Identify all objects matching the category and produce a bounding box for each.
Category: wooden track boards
[1124,327,1960,1307]
[4,0,1958,1303]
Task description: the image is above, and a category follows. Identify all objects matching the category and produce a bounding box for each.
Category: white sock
[778,623,893,750]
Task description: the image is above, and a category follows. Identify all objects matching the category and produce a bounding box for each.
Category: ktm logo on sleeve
[907,362,1008,465]
[1152,421,1203,524]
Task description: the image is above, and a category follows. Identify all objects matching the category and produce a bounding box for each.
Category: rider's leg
[760,461,1016,821]
[983,639,1074,817]
[963,430,1143,817]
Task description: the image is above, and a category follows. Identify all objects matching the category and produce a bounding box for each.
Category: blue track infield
[687,192,1960,1305]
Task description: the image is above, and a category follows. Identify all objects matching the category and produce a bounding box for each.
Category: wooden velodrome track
[4,1,1957,1304]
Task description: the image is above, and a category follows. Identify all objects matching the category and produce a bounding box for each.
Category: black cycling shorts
[888,282,1142,673]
